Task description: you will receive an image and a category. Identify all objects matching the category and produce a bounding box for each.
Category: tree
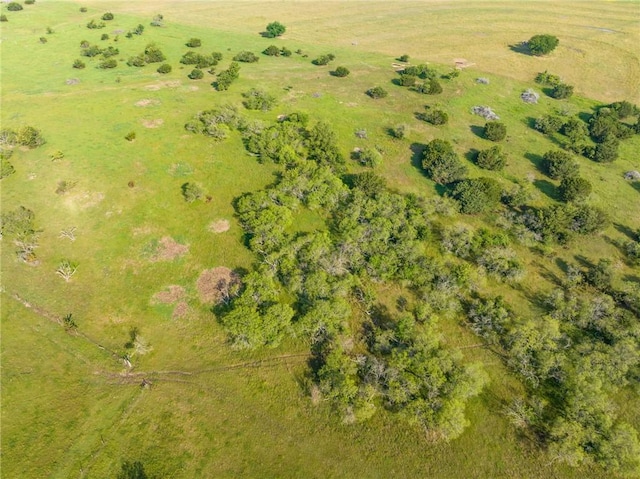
[265,21,286,38]
[559,176,591,202]
[181,182,204,202]
[188,68,203,79]
[550,83,574,100]
[366,86,388,99]
[355,147,382,168]
[332,66,350,77]
[484,121,507,141]
[421,108,448,125]
[476,145,506,170]
[588,136,619,163]
[527,34,559,55]
[542,150,579,180]
[422,139,467,185]
[186,38,201,47]
[156,63,172,74]
[242,88,276,111]
[453,177,502,214]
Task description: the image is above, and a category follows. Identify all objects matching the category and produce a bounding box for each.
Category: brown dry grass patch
[208,219,230,233]
[141,119,164,128]
[151,236,189,262]
[172,301,190,319]
[135,99,161,107]
[197,267,241,305]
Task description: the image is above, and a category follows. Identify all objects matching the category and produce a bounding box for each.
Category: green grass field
[1,1,639,478]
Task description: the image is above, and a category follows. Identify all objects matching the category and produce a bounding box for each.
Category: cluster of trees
[312,53,335,66]
[396,64,443,95]
[127,43,165,67]
[180,51,222,69]
[242,88,276,111]
[233,51,259,63]
[463,260,640,474]
[262,45,292,57]
[213,62,240,90]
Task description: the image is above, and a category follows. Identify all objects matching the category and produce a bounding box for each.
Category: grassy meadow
[1,1,639,478]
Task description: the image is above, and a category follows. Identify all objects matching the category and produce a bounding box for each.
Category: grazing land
[1,1,639,478]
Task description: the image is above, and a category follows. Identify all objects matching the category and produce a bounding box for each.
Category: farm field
[1,1,639,478]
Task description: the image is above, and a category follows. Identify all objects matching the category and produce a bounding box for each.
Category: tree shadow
[573,254,594,270]
[523,116,538,130]
[410,142,427,175]
[469,124,485,139]
[541,87,555,98]
[623,274,640,284]
[577,111,593,123]
[629,181,640,195]
[614,222,637,241]
[524,151,545,174]
[465,148,479,165]
[508,42,530,55]
[533,179,558,200]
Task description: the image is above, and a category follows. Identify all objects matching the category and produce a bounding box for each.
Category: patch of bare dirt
[151,236,189,262]
[135,99,161,107]
[142,119,164,128]
[197,267,241,305]
[172,301,190,319]
[208,219,230,233]
[64,191,105,209]
[453,58,475,69]
[151,285,186,305]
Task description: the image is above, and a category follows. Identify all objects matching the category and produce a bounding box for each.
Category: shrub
[127,55,146,67]
[242,88,276,111]
[416,78,442,95]
[421,108,448,125]
[535,70,561,86]
[101,33,109,40]
[422,139,467,184]
[356,147,382,168]
[39,37,47,44]
[332,66,350,77]
[550,83,574,99]
[609,100,639,119]
[280,47,292,57]
[312,54,335,66]
[186,37,202,48]
[101,46,119,58]
[101,12,114,20]
[484,121,507,141]
[398,74,417,87]
[398,54,410,62]
[233,51,259,63]
[265,21,286,38]
[366,86,388,99]
[263,45,280,56]
[588,136,619,163]
[188,68,204,80]
[86,19,105,29]
[182,182,204,202]
[125,131,136,141]
[389,124,406,139]
[180,51,222,68]
[16,126,45,148]
[542,150,579,180]
[559,176,592,202]
[24,0,35,4]
[81,44,102,57]
[534,114,564,134]
[589,109,634,142]
[156,63,171,74]
[7,3,23,11]
[79,7,87,12]
[144,44,165,63]
[527,34,559,55]
[46,27,54,34]
[476,145,506,170]
[1,157,15,179]
[151,14,164,27]
[453,177,502,214]
[215,62,240,91]
[0,15,7,22]
[98,58,117,69]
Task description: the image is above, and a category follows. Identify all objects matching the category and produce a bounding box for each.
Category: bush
[421,108,448,125]
[182,182,204,202]
[476,145,506,170]
[186,38,201,48]
[484,121,507,141]
[1,157,15,179]
[312,54,335,66]
[101,12,114,20]
[559,176,592,202]
[535,70,561,85]
[25,0,35,4]
[366,86,388,99]
[280,47,292,57]
[265,21,286,38]
[79,7,87,12]
[16,126,45,148]
[86,19,106,29]
[389,124,406,140]
[527,34,559,55]
[242,88,276,111]
[127,55,146,67]
[0,15,7,22]
[101,46,119,58]
[98,58,117,69]
[415,78,442,95]
[101,33,109,41]
[39,37,47,44]
[550,83,574,99]
[332,66,350,77]
[151,14,164,27]
[534,114,564,134]
[144,44,165,63]
[422,139,467,184]
[7,3,23,11]
[588,136,619,163]
[125,131,136,141]
[356,147,382,168]
[233,51,259,63]
[542,150,579,180]
[180,51,222,68]
[188,68,204,80]
[156,63,172,74]
[398,54,410,62]
[398,74,417,87]
[80,44,102,57]
[263,45,280,56]
[453,177,502,214]
[609,100,639,119]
